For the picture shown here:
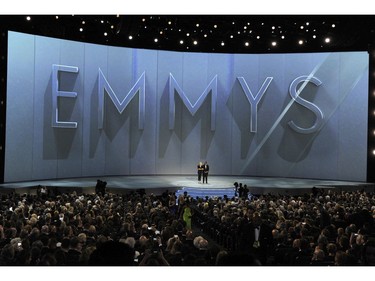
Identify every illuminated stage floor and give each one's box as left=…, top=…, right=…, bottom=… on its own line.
left=1, top=175, right=373, bottom=197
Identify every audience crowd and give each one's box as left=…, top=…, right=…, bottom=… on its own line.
left=0, top=184, right=374, bottom=266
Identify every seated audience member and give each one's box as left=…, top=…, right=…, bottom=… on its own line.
left=216, top=251, right=261, bottom=266
left=310, top=248, right=326, bottom=266
left=89, top=240, right=135, bottom=265
left=65, top=236, right=82, bottom=265
left=361, top=238, right=375, bottom=265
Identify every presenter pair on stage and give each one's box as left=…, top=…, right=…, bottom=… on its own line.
left=197, top=161, right=209, bottom=184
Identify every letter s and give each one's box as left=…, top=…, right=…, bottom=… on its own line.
left=288, top=75, right=324, bottom=134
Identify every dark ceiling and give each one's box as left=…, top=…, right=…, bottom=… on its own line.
left=1, top=14, right=375, bottom=53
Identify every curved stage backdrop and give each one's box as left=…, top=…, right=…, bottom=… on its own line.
left=4, top=31, right=369, bottom=183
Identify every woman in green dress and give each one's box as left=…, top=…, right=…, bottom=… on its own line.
left=182, top=203, right=193, bottom=230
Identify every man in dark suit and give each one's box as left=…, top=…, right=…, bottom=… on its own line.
left=66, top=236, right=82, bottom=265
left=202, top=161, right=209, bottom=184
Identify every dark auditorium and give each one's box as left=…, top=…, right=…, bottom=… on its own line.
left=1, top=6, right=375, bottom=273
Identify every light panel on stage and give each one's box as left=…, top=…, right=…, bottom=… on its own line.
left=4, top=31, right=369, bottom=183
